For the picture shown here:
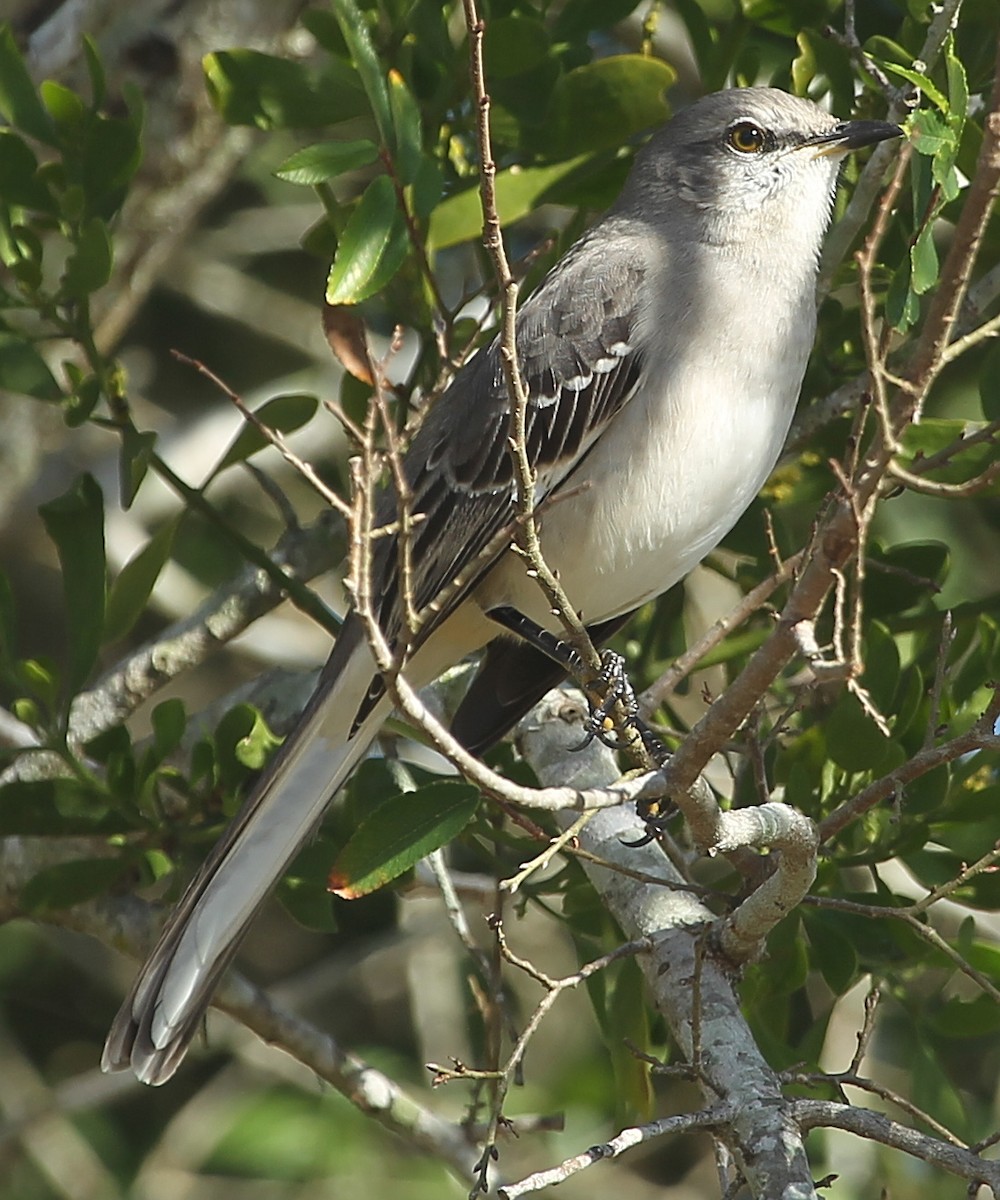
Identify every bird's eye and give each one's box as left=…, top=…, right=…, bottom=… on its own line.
left=727, top=122, right=766, bottom=154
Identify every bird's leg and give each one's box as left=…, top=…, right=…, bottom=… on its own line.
left=486, top=605, right=584, bottom=674
left=485, top=606, right=667, bottom=757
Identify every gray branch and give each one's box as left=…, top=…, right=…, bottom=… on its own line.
left=517, top=690, right=819, bottom=1200
left=794, top=1099, right=1000, bottom=1192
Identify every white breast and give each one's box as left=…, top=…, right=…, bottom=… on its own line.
left=479, top=247, right=816, bottom=629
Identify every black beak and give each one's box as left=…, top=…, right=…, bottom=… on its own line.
left=807, top=119, right=904, bottom=155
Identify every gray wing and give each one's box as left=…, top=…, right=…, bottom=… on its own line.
left=366, top=228, right=648, bottom=666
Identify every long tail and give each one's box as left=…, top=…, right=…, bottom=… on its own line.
left=102, top=622, right=387, bottom=1085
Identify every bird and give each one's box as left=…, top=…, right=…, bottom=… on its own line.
left=103, top=87, right=902, bottom=1084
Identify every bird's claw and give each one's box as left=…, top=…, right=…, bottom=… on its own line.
left=621, top=800, right=677, bottom=847
left=571, top=651, right=639, bottom=750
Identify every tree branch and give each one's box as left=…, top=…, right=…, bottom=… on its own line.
left=518, top=691, right=820, bottom=1200
left=793, top=1099, right=1000, bottom=1191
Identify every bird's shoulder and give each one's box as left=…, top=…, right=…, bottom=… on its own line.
left=412, top=218, right=652, bottom=493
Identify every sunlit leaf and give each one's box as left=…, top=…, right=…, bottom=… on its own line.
left=387, top=69, right=422, bottom=184
left=428, top=156, right=588, bottom=250
left=275, top=139, right=379, bottom=185
left=203, top=49, right=367, bottom=130
left=330, top=0, right=393, bottom=147
left=329, top=780, right=479, bottom=898
left=326, top=175, right=408, bottom=304
left=544, top=55, right=675, bottom=159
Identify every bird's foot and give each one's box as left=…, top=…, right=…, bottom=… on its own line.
left=570, top=650, right=678, bottom=847
left=621, top=798, right=677, bottom=847
left=571, top=650, right=637, bottom=750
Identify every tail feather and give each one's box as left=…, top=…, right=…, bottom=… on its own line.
left=103, top=632, right=385, bottom=1085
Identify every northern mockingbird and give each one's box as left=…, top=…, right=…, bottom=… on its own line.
left=104, top=87, right=901, bottom=1084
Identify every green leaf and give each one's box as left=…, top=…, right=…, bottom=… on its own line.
left=606, top=956, right=653, bottom=1123
left=329, top=0, right=393, bottom=148
left=910, top=226, right=939, bottom=295
left=905, top=764, right=950, bottom=816
left=82, top=35, right=107, bottom=109
left=428, top=156, right=588, bottom=250
left=387, top=69, right=422, bottom=185
left=928, top=995, right=1000, bottom=1039
left=0, top=333, right=61, bottom=400
left=825, top=690, right=897, bottom=773
left=790, top=30, right=854, bottom=117
left=329, top=780, right=479, bottom=898
left=151, top=698, right=187, bottom=761
left=275, top=139, right=379, bottom=185
left=892, top=664, right=925, bottom=740
left=0, top=778, right=124, bottom=836
left=883, top=63, right=950, bottom=113
left=277, top=841, right=339, bottom=932
left=911, top=1033, right=967, bottom=1132
left=979, top=342, right=1000, bottom=419
left=214, top=706, right=282, bottom=791
left=411, top=156, right=443, bottom=221
left=326, top=175, right=408, bottom=305
left=860, top=622, right=900, bottom=715
left=203, top=49, right=367, bottom=130
left=104, top=515, right=181, bottom=644
left=0, top=131, right=55, bottom=210
left=2, top=221, right=43, bottom=290
left=864, top=544, right=945, bottom=619
left=39, top=474, right=106, bottom=693
left=16, top=658, right=60, bottom=709
left=21, top=857, right=128, bottom=913
left=0, top=26, right=57, bottom=145
left=553, top=0, right=642, bottom=40
left=945, top=37, right=969, bottom=126
left=483, top=16, right=551, bottom=79
left=62, top=217, right=113, bottom=297
left=897, top=421, right=1000, bottom=492
left=12, top=697, right=42, bottom=729
left=79, top=114, right=143, bottom=210
left=301, top=9, right=348, bottom=55
left=966, top=940, right=1000, bottom=986
left=64, top=372, right=102, bottom=427
left=544, top=55, right=675, bottom=159
left=762, top=912, right=810, bottom=996
left=886, top=257, right=918, bottom=332
left=40, top=80, right=86, bottom=130
left=118, top=425, right=157, bottom=508
left=233, top=708, right=282, bottom=771
left=908, top=107, right=954, bottom=158
left=804, top=910, right=859, bottom=996
left=210, top=392, right=319, bottom=478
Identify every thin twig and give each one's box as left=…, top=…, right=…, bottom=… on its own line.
left=818, top=688, right=1000, bottom=841
left=171, top=350, right=350, bottom=518
left=785, top=1070, right=964, bottom=1146
left=498, top=1104, right=737, bottom=1198
left=639, top=553, right=802, bottom=714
